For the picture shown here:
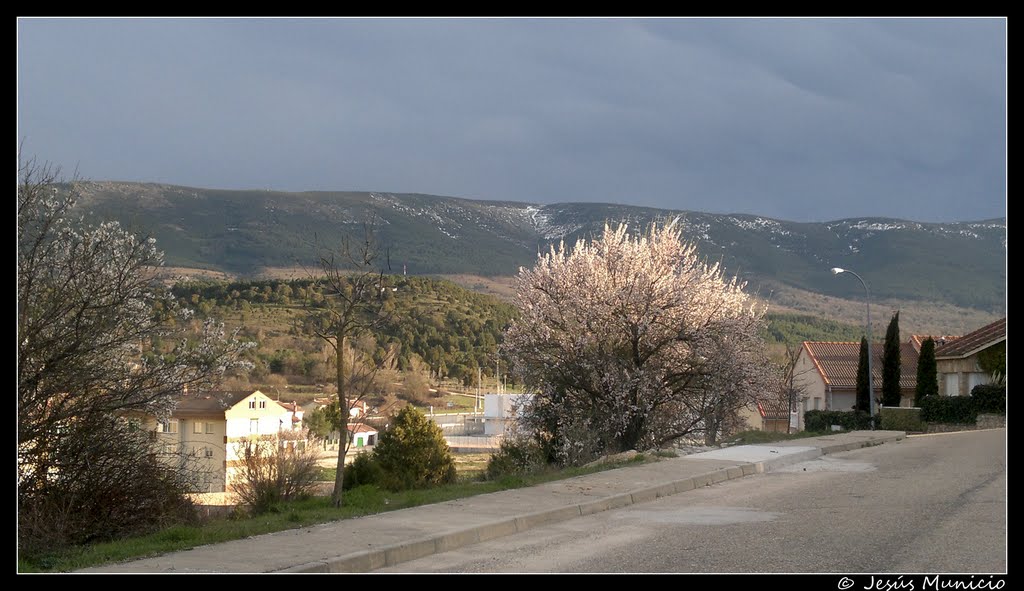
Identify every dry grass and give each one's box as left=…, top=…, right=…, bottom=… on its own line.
left=438, top=274, right=518, bottom=302
left=250, top=266, right=313, bottom=280
left=157, top=266, right=236, bottom=281
left=754, top=284, right=1003, bottom=337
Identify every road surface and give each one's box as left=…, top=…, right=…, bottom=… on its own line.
left=374, top=429, right=1006, bottom=573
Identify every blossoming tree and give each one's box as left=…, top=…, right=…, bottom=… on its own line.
left=503, top=220, right=777, bottom=464
left=18, top=156, right=251, bottom=552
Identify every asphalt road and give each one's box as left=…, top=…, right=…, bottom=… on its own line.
left=374, top=429, right=1006, bottom=574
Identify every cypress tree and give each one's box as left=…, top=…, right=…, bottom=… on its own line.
left=915, top=337, right=938, bottom=406
left=856, top=336, right=871, bottom=413
left=882, top=311, right=902, bottom=407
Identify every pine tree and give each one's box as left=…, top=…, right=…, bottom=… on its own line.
left=882, top=311, right=902, bottom=407
left=915, top=337, right=938, bottom=406
left=856, top=336, right=871, bottom=413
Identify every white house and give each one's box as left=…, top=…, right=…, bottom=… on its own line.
left=346, top=422, right=378, bottom=449
left=150, top=390, right=299, bottom=493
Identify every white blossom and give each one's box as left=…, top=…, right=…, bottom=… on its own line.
left=503, top=221, right=779, bottom=461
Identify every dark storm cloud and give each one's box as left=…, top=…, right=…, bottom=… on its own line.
left=17, top=17, right=1005, bottom=223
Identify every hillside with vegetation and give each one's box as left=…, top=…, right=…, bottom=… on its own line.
left=164, top=275, right=874, bottom=407
left=70, top=182, right=1005, bottom=315
left=169, top=276, right=517, bottom=406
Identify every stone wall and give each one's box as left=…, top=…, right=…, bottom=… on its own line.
left=977, top=413, right=1006, bottom=429
left=924, top=413, right=1005, bottom=433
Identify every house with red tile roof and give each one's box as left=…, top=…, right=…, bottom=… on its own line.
left=755, top=395, right=794, bottom=433
left=792, top=341, right=920, bottom=430
left=934, top=318, right=1005, bottom=397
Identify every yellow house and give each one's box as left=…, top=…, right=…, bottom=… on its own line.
left=737, top=394, right=794, bottom=433
left=150, top=390, right=299, bottom=493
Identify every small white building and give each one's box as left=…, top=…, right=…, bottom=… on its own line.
left=483, top=393, right=533, bottom=436
left=346, top=422, right=378, bottom=449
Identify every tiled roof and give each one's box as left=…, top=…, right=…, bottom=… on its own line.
left=171, top=391, right=254, bottom=418
left=756, top=395, right=792, bottom=420
left=803, top=341, right=919, bottom=390
left=934, top=318, right=1006, bottom=359
left=170, top=390, right=287, bottom=418
left=910, top=334, right=960, bottom=352
left=346, top=422, right=377, bottom=434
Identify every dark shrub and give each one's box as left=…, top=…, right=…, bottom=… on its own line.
left=804, top=410, right=874, bottom=432
left=485, top=437, right=549, bottom=480
left=342, top=451, right=383, bottom=491
left=971, top=384, right=1005, bottom=415
left=373, top=407, right=457, bottom=491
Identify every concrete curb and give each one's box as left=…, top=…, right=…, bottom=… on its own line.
left=276, top=462, right=765, bottom=573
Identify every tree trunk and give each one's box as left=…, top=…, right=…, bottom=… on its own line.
left=331, top=333, right=348, bottom=508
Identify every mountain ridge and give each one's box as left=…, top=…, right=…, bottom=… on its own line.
left=68, top=181, right=1006, bottom=314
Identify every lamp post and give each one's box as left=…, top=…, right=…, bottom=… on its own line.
left=831, top=267, right=876, bottom=426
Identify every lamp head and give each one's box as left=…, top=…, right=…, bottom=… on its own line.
left=831, top=267, right=845, bottom=275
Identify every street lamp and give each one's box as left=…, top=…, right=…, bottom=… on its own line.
left=831, top=267, right=876, bottom=426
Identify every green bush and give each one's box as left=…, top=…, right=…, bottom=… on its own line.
left=342, top=452, right=383, bottom=491
left=804, top=410, right=874, bottom=432
left=486, top=437, right=549, bottom=480
left=920, top=396, right=978, bottom=424
left=879, top=407, right=926, bottom=432
left=373, top=407, right=457, bottom=491
left=971, top=384, right=1006, bottom=415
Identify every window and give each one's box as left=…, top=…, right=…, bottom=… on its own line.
left=204, top=448, right=214, bottom=458
left=248, top=400, right=256, bottom=409
left=944, top=373, right=960, bottom=396
left=250, top=419, right=259, bottom=434
left=968, top=372, right=990, bottom=393
left=259, top=400, right=266, bottom=409
left=813, top=398, right=821, bottom=410
left=193, top=421, right=204, bottom=434
left=157, top=419, right=179, bottom=434
left=206, top=422, right=215, bottom=434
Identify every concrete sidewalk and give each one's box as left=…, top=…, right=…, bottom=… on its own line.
left=77, top=430, right=905, bottom=574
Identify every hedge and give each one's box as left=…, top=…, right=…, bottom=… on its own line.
left=919, top=396, right=978, bottom=424
left=804, top=410, right=875, bottom=432
left=879, top=407, right=926, bottom=432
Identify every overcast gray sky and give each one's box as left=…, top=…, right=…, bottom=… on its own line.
left=17, top=17, right=1006, bottom=223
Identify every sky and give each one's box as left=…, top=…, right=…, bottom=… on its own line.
left=17, top=17, right=1006, bottom=224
